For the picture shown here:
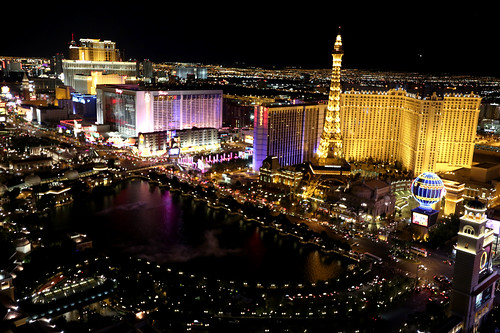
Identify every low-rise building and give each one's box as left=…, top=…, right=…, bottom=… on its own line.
left=345, top=178, right=395, bottom=218
left=138, top=127, right=219, bottom=156
left=440, top=162, right=500, bottom=215
left=259, top=156, right=304, bottom=193
left=9, top=156, right=52, bottom=172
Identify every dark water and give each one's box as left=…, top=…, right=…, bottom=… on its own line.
left=51, top=180, right=346, bottom=283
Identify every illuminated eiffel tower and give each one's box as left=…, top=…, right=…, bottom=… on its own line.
left=309, top=29, right=351, bottom=177
left=302, top=31, right=350, bottom=202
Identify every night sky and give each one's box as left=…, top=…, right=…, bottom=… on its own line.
left=2, top=2, right=499, bottom=76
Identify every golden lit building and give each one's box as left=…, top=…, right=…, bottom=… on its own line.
left=259, top=156, right=304, bottom=192
left=341, top=89, right=481, bottom=176
left=69, top=38, right=121, bottom=61
left=62, top=60, right=136, bottom=92
left=64, top=38, right=135, bottom=92
left=440, top=162, right=500, bottom=215
left=314, top=32, right=345, bottom=167
left=442, top=179, right=466, bottom=216
left=74, top=72, right=127, bottom=95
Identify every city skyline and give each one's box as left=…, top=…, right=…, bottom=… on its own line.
left=2, top=3, right=499, bottom=76
left=1, top=3, right=500, bottom=332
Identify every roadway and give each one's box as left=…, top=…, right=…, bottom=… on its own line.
left=345, top=233, right=455, bottom=332
left=349, top=233, right=454, bottom=283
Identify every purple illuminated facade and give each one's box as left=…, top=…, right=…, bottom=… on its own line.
left=96, top=84, right=222, bottom=137
left=253, top=103, right=325, bottom=170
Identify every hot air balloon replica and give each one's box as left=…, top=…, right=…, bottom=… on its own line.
left=410, top=172, right=446, bottom=231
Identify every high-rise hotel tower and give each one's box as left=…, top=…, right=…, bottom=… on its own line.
left=341, top=89, right=480, bottom=175
left=63, top=38, right=136, bottom=92
left=96, top=85, right=222, bottom=137
left=320, top=31, right=480, bottom=176
left=253, top=102, right=326, bottom=171
left=69, top=38, right=121, bottom=62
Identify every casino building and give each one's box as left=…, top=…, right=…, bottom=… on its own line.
left=252, top=33, right=481, bottom=178
left=96, top=84, right=222, bottom=137
left=62, top=38, right=136, bottom=93
left=252, top=102, right=326, bottom=171
left=138, top=127, right=219, bottom=156
left=69, top=38, right=122, bottom=62
left=62, top=60, right=136, bottom=92
left=341, top=89, right=480, bottom=176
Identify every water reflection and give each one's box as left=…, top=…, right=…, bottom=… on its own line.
left=304, top=251, right=343, bottom=283
left=53, top=180, right=347, bottom=283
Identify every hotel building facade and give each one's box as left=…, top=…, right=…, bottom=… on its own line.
left=341, top=88, right=481, bottom=176
left=253, top=34, right=481, bottom=178
left=138, top=127, right=219, bottom=156
left=253, top=102, right=326, bottom=170
left=63, top=38, right=136, bottom=92
left=69, top=38, right=121, bottom=62
left=62, top=60, right=136, bottom=92
left=96, top=84, right=222, bottom=137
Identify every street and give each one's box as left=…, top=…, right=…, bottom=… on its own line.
left=350, top=233, right=454, bottom=282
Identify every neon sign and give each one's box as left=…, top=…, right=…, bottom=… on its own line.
left=480, top=251, right=488, bottom=271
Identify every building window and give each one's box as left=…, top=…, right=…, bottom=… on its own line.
left=463, top=225, right=475, bottom=235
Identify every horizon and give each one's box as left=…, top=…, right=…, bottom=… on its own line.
left=1, top=3, right=499, bottom=78
left=2, top=53, right=499, bottom=79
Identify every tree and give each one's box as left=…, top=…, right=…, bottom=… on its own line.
left=0, top=230, right=14, bottom=267
left=425, top=214, right=460, bottom=248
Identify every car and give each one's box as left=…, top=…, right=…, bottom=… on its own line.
left=434, top=275, right=451, bottom=284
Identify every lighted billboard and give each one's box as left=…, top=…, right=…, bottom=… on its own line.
left=168, top=147, right=180, bottom=157
left=412, top=211, right=429, bottom=227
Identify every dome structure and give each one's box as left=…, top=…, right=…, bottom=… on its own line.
left=0, top=184, right=7, bottom=196
left=465, top=197, right=486, bottom=211
left=411, top=172, right=445, bottom=209
left=93, top=163, right=108, bottom=171
left=350, top=183, right=372, bottom=199
left=24, top=174, right=41, bottom=186
left=464, top=197, right=486, bottom=221
left=64, top=169, right=79, bottom=180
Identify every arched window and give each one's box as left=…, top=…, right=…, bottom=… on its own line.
left=463, top=225, right=475, bottom=236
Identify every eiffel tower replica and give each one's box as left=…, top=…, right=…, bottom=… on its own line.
left=308, top=30, right=351, bottom=178
left=303, top=30, right=350, bottom=201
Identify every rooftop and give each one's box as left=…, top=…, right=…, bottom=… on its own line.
left=97, top=84, right=223, bottom=93
left=473, top=162, right=499, bottom=169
